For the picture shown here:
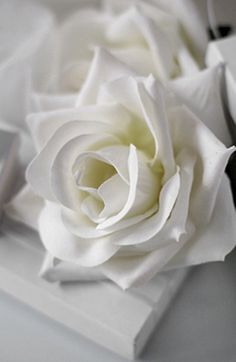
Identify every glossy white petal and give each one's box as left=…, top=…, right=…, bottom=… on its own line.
left=98, top=174, right=129, bottom=218
left=97, top=203, right=158, bottom=235
left=154, top=0, right=208, bottom=55
left=51, top=133, right=119, bottom=210
left=138, top=78, right=175, bottom=179
left=60, top=8, right=109, bottom=61
left=166, top=175, right=236, bottom=270
left=31, top=93, right=77, bottom=112
left=4, top=184, right=44, bottom=230
left=61, top=207, right=111, bottom=239
left=38, top=202, right=120, bottom=267
left=75, top=145, right=130, bottom=183
left=100, top=237, right=186, bottom=289
left=97, top=145, right=158, bottom=230
left=133, top=7, right=176, bottom=80
left=170, top=66, right=231, bottom=146
left=26, top=120, right=116, bottom=201
left=177, top=46, right=200, bottom=77
left=62, top=202, right=158, bottom=240
left=170, top=105, right=235, bottom=225
left=40, top=253, right=105, bottom=283
left=136, top=148, right=195, bottom=251
left=27, top=104, right=126, bottom=150
left=76, top=47, right=137, bottom=107
left=111, top=167, right=180, bottom=245
left=108, top=46, right=156, bottom=76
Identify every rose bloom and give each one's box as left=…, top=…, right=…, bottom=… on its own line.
left=58, top=0, right=207, bottom=91
left=7, top=49, right=235, bottom=289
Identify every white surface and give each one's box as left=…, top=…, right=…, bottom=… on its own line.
left=206, top=35, right=236, bottom=124
left=0, top=248, right=235, bottom=362
left=0, top=218, right=187, bottom=359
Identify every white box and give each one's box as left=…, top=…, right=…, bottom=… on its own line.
left=0, top=219, right=187, bottom=359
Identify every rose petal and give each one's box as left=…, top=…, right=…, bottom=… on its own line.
left=136, top=148, right=196, bottom=251
left=170, top=65, right=231, bottom=146
left=100, top=236, right=186, bottom=289
left=27, top=103, right=130, bottom=150
left=76, top=47, right=137, bottom=107
left=81, top=195, right=104, bottom=223
left=165, top=175, right=236, bottom=269
left=97, top=145, right=158, bottom=229
left=61, top=206, right=111, bottom=239
left=4, top=184, right=44, bottom=230
left=108, top=46, right=156, bottom=76
left=40, top=253, right=105, bottom=282
left=31, top=93, right=77, bottom=112
left=177, top=46, right=199, bottom=77
left=62, top=202, right=158, bottom=240
left=133, top=6, right=176, bottom=80
left=38, top=202, right=120, bottom=267
left=60, top=8, right=110, bottom=81
left=138, top=78, right=176, bottom=180
left=97, top=203, right=158, bottom=234
left=75, top=145, right=130, bottom=184
left=51, top=133, right=119, bottom=210
left=169, top=105, right=235, bottom=225
left=26, top=120, right=116, bottom=201
left=111, top=166, right=180, bottom=245
left=98, top=174, right=129, bottom=218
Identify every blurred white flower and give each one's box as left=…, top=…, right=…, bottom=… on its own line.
left=58, top=0, right=205, bottom=91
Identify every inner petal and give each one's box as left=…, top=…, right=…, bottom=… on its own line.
left=98, top=173, right=129, bottom=219
left=76, top=157, right=116, bottom=189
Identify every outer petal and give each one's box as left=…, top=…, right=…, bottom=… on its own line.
left=111, top=167, right=180, bottom=245
left=39, top=175, right=235, bottom=289
left=40, top=253, right=105, bottom=283
left=170, top=66, right=232, bottom=146
left=107, top=5, right=176, bottom=80
left=133, top=6, right=176, bottom=80
left=138, top=78, right=175, bottom=179
left=108, top=46, right=156, bottom=77
left=38, top=202, right=120, bottom=267
left=170, top=105, right=235, bottom=225
left=177, top=46, right=199, bottom=77
left=100, top=237, right=187, bottom=289
left=152, top=0, right=208, bottom=56
left=59, top=9, right=110, bottom=90
left=27, top=104, right=128, bottom=150
left=4, top=184, right=44, bottom=230
left=76, top=47, right=137, bottom=106
left=26, top=120, right=116, bottom=201
left=31, top=93, right=77, bottom=112
left=136, top=148, right=196, bottom=251
left=165, top=175, right=236, bottom=269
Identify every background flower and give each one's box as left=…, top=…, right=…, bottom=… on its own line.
left=0, top=0, right=57, bottom=164
left=58, top=0, right=206, bottom=91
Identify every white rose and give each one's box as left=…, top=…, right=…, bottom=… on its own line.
left=59, top=0, right=203, bottom=91
left=7, top=49, right=235, bottom=289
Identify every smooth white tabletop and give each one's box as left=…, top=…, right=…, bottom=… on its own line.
left=0, top=247, right=236, bottom=362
